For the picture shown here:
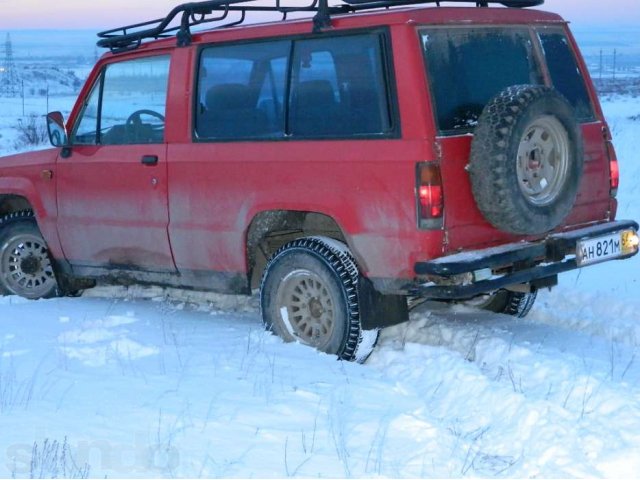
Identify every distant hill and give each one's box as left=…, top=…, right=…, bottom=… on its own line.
left=0, top=64, right=85, bottom=98
left=4, top=29, right=96, bottom=62
left=20, top=65, right=84, bottom=95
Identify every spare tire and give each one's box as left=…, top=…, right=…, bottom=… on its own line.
left=469, top=85, right=583, bottom=235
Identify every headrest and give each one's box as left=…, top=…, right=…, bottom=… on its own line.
left=206, top=83, right=254, bottom=111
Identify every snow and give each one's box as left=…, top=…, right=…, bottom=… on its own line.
left=2, top=44, right=640, bottom=479
left=429, top=240, right=533, bottom=265
left=5, top=284, right=640, bottom=477
left=0, top=95, right=77, bottom=156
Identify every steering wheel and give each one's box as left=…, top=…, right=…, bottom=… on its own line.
left=125, top=109, right=165, bottom=143
left=126, top=109, right=165, bottom=126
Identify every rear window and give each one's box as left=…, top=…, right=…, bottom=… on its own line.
left=537, top=29, right=594, bottom=121
left=421, top=27, right=544, bottom=133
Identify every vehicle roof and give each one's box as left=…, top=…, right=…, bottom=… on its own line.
left=104, top=6, right=565, bottom=57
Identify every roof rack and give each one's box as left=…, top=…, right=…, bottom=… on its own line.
left=97, top=0, right=544, bottom=53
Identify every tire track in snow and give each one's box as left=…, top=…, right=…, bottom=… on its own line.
left=529, top=287, right=640, bottom=348
left=370, top=300, right=640, bottom=477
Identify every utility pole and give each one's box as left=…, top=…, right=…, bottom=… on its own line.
left=612, top=48, right=617, bottom=81
left=0, top=33, right=20, bottom=97
left=599, top=49, right=603, bottom=83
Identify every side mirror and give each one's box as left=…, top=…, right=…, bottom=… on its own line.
left=46, top=111, right=68, bottom=147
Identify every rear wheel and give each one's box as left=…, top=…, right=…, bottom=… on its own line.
left=462, top=289, right=537, bottom=318
left=260, top=237, right=378, bottom=362
left=0, top=211, right=59, bottom=299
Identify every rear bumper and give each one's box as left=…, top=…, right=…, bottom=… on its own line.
left=410, top=220, right=639, bottom=299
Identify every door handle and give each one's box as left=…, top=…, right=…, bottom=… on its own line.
left=141, top=155, right=159, bottom=166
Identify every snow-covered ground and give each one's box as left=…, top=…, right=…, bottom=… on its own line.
left=1, top=92, right=640, bottom=477
left=0, top=95, right=77, bottom=155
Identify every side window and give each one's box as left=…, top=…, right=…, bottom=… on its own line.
left=72, top=55, right=170, bottom=145
left=538, top=30, right=594, bottom=121
left=196, top=41, right=290, bottom=139
left=290, top=34, right=393, bottom=137
left=422, top=28, right=544, bottom=133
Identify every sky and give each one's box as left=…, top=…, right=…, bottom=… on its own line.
left=0, top=0, right=638, bottom=30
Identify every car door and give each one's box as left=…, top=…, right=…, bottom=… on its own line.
left=56, top=54, right=176, bottom=273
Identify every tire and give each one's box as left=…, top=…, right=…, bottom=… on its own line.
left=260, top=236, right=378, bottom=362
left=0, top=211, right=60, bottom=299
left=462, top=289, right=537, bottom=318
left=469, top=85, right=583, bottom=235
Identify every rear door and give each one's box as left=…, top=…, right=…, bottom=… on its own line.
left=420, top=25, right=609, bottom=251
left=56, top=54, right=176, bottom=272
left=422, top=26, right=545, bottom=250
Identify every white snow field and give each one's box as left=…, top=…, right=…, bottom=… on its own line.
left=1, top=88, right=640, bottom=477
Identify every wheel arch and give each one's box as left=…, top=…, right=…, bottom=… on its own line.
left=0, top=178, right=64, bottom=260
left=245, top=209, right=352, bottom=290
left=0, top=176, right=70, bottom=278
left=0, top=194, right=35, bottom=218
left=0, top=178, right=49, bottom=230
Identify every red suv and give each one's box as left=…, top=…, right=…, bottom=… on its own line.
left=0, top=0, right=638, bottom=361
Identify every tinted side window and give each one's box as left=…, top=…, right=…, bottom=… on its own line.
left=72, top=56, right=170, bottom=145
left=290, top=34, right=392, bottom=137
left=422, top=28, right=544, bottom=133
left=196, top=41, right=289, bottom=139
left=538, top=30, right=594, bottom=121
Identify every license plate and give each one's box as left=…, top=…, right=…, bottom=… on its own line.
left=576, top=230, right=637, bottom=266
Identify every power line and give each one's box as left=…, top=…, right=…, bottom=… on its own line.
left=0, top=33, right=20, bottom=97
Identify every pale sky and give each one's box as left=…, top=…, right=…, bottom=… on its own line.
left=0, top=0, right=638, bottom=29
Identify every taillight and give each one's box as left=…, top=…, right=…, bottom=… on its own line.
left=603, top=127, right=619, bottom=198
left=416, top=162, right=444, bottom=229
left=608, top=144, right=620, bottom=196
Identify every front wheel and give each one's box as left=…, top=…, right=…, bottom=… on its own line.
left=0, top=211, right=59, bottom=299
left=260, top=237, right=378, bottom=362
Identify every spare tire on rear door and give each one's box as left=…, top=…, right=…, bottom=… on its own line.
left=468, top=85, right=583, bottom=236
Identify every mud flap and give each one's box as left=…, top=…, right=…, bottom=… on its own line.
left=358, top=277, right=409, bottom=329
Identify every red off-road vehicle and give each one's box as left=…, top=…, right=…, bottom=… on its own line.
left=0, top=0, right=638, bottom=360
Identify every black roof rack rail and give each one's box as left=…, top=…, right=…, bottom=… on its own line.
left=96, top=0, right=544, bottom=53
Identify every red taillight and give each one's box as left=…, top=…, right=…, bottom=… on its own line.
left=605, top=141, right=620, bottom=197
left=603, top=127, right=619, bottom=197
left=417, top=163, right=444, bottom=228
left=419, top=185, right=443, bottom=218
left=609, top=156, right=620, bottom=193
